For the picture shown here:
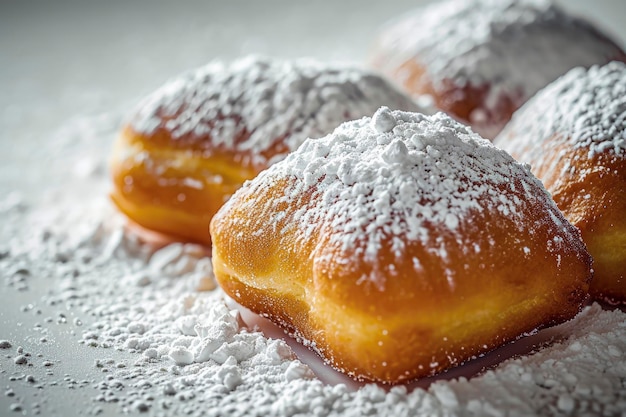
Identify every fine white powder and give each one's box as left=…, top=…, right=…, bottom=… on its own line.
left=495, top=61, right=626, bottom=165
left=373, top=0, right=623, bottom=134
left=2, top=112, right=626, bottom=417
left=130, top=55, right=420, bottom=169
left=229, top=108, right=576, bottom=290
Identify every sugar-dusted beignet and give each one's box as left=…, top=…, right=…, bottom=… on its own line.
left=370, top=0, right=626, bottom=139
left=495, top=62, right=626, bottom=305
left=110, top=56, right=419, bottom=245
left=211, top=107, right=592, bottom=383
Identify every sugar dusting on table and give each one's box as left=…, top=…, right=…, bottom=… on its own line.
left=1, top=112, right=626, bottom=416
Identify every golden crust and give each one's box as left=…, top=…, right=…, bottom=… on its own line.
left=211, top=171, right=592, bottom=383
left=110, top=125, right=259, bottom=245
left=505, top=137, right=626, bottom=304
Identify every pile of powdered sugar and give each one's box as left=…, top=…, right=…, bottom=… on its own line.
left=130, top=55, right=419, bottom=169
left=2, top=110, right=626, bottom=417
left=372, top=0, right=623, bottom=134
left=495, top=61, right=626, bottom=163
left=232, top=107, right=579, bottom=290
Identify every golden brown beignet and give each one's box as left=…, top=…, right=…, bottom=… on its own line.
left=495, top=62, right=626, bottom=305
left=370, top=0, right=626, bottom=139
left=211, top=107, right=592, bottom=383
left=110, top=56, right=420, bottom=245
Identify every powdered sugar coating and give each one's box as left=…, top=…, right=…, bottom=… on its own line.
left=374, top=0, right=623, bottom=128
left=496, top=61, right=626, bottom=163
left=130, top=56, right=420, bottom=168
left=233, top=108, right=575, bottom=289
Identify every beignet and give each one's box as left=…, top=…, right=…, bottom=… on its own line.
left=110, top=56, right=419, bottom=244
left=211, top=107, right=592, bottom=383
left=495, top=62, right=626, bottom=304
left=370, top=0, right=626, bottom=139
